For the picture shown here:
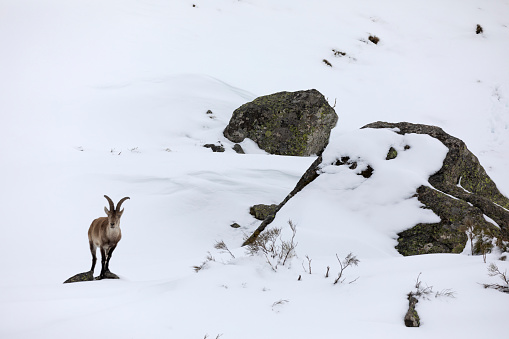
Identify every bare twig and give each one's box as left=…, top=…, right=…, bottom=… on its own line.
left=483, top=263, right=509, bottom=293
left=333, top=252, right=360, bottom=285
left=488, top=263, right=509, bottom=284
left=304, top=255, right=312, bottom=274
left=214, top=240, right=235, bottom=259
left=245, top=220, right=298, bottom=271
left=271, top=299, right=290, bottom=312
left=409, top=273, right=455, bottom=300
left=193, top=252, right=215, bottom=272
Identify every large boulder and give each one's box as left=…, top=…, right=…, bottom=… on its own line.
left=243, top=121, right=509, bottom=255
left=363, top=121, right=509, bottom=255
left=223, top=89, right=338, bottom=156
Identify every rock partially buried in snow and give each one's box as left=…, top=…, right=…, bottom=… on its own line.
left=63, top=270, right=120, bottom=283
left=250, top=204, right=278, bottom=220
left=364, top=121, right=509, bottom=255
left=63, top=271, right=94, bottom=284
left=243, top=122, right=509, bottom=256
left=223, top=89, right=338, bottom=156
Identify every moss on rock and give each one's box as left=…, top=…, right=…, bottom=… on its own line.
left=364, top=122, right=509, bottom=255
left=223, top=89, right=338, bottom=156
left=250, top=204, right=278, bottom=221
left=386, top=147, right=398, bottom=160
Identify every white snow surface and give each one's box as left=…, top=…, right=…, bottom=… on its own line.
left=1, top=0, right=509, bottom=338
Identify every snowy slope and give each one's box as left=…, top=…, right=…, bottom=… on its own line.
left=1, top=0, right=508, bottom=338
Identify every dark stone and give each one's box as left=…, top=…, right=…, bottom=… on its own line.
left=223, top=89, right=338, bottom=156
left=204, top=143, right=225, bottom=152
left=363, top=121, right=509, bottom=254
left=232, top=144, right=245, bottom=154
left=63, top=271, right=94, bottom=284
left=95, top=271, right=119, bottom=280
left=230, top=223, right=241, bottom=229
left=250, top=204, right=278, bottom=220
left=404, top=295, right=420, bottom=327
left=386, top=147, right=398, bottom=160
left=368, top=35, right=380, bottom=44
left=359, top=165, right=374, bottom=178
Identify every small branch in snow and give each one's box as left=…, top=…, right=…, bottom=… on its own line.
left=482, top=263, right=509, bottom=293
left=271, top=299, right=290, bottom=312
left=405, top=273, right=456, bottom=327
left=214, top=240, right=235, bottom=259
left=333, top=252, right=360, bottom=285
left=302, top=255, right=312, bottom=274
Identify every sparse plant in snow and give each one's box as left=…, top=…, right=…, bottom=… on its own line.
left=302, top=254, right=312, bottom=274
left=271, top=299, right=289, bottom=312
left=460, top=218, right=498, bottom=262
left=193, top=252, right=215, bottom=272
left=459, top=218, right=476, bottom=255
left=473, top=227, right=495, bottom=263
left=214, top=240, right=235, bottom=259
left=110, top=148, right=121, bottom=155
left=495, top=237, right=509, bottom=254
left=203, top=334, right=223, bottom=339
left=245, top=220, right=298, bottom=271
left=409, top=273, right=456, bottom=300
left=333, top=252, right=360, bottom=285
left=405, top=273, right=455, bottom=327
left=482, top=263, right=509, bottom=293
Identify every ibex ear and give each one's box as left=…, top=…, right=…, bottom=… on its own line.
left=104, top=206, right=110, bottom=215
left=118, top=208, right=124, bottom=216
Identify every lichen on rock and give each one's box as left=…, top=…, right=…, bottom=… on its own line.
left=63, top=271, right=94, bottom=284
left=364, top=121, right=509, bottom=255
left=223, top=89, right=338, bottom=156
left=250, top=204, right=278, bottom=221
left=241, top=121, right=508, bottom=256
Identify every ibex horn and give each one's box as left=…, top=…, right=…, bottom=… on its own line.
left=104, top=195, right=115, bottom=212
left=116, top=197, right=130, bottom=211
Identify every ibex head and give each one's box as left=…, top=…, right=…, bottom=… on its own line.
left=104, top=195, right=130, bottom=229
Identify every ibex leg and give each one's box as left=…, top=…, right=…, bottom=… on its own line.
left=89, top=241, right=97, bottom=273
left=105, top=245, right=116, bottom=273
left=99, top=247, right=107, bottom=278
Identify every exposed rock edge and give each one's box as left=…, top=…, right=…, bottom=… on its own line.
left=243, top=121, right=509, bottom=255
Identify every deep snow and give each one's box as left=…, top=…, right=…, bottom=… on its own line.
left=1, top=0, right=508, bottom=338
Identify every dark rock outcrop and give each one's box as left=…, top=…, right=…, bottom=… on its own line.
left=364, top=122, right=509, bottom=255
left=404, top=295, right=420, bottom=327
left=63, top=270, right=119, bottom=283
left=232, top=144, right=245, bottom=154
left=223, top=89, right=338, bottom=156
left=63, top=271, right=94, bottom=284
left=204, top=143, right=225, bottom=152
left=250, top=204, right=278, bottom=221
left=243, top=121, right=509, bottom=255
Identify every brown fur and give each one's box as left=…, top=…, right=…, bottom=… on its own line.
left=88, top=195, right=130, bottom=279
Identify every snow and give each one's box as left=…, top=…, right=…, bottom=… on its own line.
left=1, top=0, right=509, bottom=338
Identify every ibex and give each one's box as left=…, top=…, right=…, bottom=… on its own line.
left=88, top=195, right=130, bottom=279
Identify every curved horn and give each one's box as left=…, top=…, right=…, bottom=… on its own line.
left=116, top=197, right=130, bottom=211
left=104, top=195, right=115, bottom=212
